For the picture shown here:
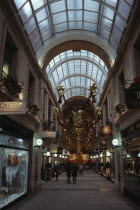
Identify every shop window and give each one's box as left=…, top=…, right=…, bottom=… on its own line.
left=28, top=72, right=35, bottom=104
left=133, top=34, right=140, bottom=76
left=2, top=33, right=18, bottom=78
left=0, top=134, right=29, bottom=209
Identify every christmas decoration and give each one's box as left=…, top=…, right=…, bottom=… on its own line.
left=27, top=104, right=40, bottom=115
left=115, top=104, right=126, bottom=115
left=0, top=76, right=23, bottom=97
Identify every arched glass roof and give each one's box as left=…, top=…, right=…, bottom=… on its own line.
left=47, top=50, right=107, bottom=101
left=13, top=0, right=135, bottom=54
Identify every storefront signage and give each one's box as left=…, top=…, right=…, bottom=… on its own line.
left=0, top=101, right=26, bottom=114
left=50, top=144, right=57, bottom=153
left=125, top=88, right=140, bottom=109
left=42, top=131, right=56, bottom=138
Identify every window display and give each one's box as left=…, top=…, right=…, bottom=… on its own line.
left=0, top=148, right=29, bottom=209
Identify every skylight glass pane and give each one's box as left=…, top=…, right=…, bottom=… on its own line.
left=50, top=0, right=65, bottom=13
left=36, top=8, right=48, bottom=22
left=84, top=22, right=97, bottom=32
left=69, top=22, right=82, bottom=30
left=87, top=69, right=92, bottom=76
left=118, top=0, right=131, bottom=20
left=19, top=2, right=32, bottom=23
left=67, top=50, right=73, bottom=56
left=99, top=28, right=110, bottom=40
left=33, top=38, right=42, bottom=52
left=58, top=69, right=63, bottom=80
left=69, top=68, right=74, bottom=74
left=31, top=0, right=44, bottom=10
left=104, top=0, right=117, bottom=7
left=42, top=30, right=52, bottom=41
left=84, top=0, right=99, bottom=12
left=112, top=26, right=122, bottom=42
left=60, top=52, right=67, bottom=59
left=86, top=78, right=91, bottom=87
left=67, top=0, right=82, bottom=9
left=94, top=55, right=100, bottom=62
left=26, top=18, right=36, bottom=34
left=54, top=55, right=60, bottom=63
left=102, top=6, right=115, bottom=20
left=13, top=0, right=27, bottom=10
left=70, top=77, right=75, bottom=86
left=84, top=11, right=98, bottom=23
left=115, top=15, right=125, bottom=32
left=29, top=27, right=39, bottom=42
left=54, top=23, right=67, bottom=33
left=52, top=12, right=66, bottom=24
left=68, top=11, right=82, bottom=21
left=126, top=0, right=134, bottom=6
left=74, top=51, right=80, bottom=56
left=81, top=77, right=85, bottom=86
left=39, top=19, right=50, bottom=33
left=81, top=50, right=87, bottom=57
left=50, top=60, right=54, bottom=68
left=110, top=35, right=119, bottom=50
left=65, top=79, right=70, bottom=88
left=63, top=68, right=68, bottom=76
left=101, top=18, right=112, bottom=31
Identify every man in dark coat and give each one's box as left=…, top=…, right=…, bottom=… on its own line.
left=72, top=164, right=78, bottom=184
left=66, top=162, right=72, bottom=183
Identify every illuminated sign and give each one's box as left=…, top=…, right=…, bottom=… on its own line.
left=50, top=144, right=57, bottom=153
left=42, top=131, right=56, bottom=138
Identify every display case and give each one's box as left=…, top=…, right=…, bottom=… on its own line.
left=0, top=134, right=29, bottom=209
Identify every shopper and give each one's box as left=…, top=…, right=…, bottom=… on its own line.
left=54, top=164, right=59, bottom=181
left=105, top=161, right=111, bottom=179
left=72, top=164, right=78, bottom=184
left=66, top=162, right=72, bottom=183
left=79, top=164, right=83, bottom=175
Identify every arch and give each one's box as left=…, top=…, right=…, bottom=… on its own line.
left=47, top=56, right=107, bottom=78
left=54, top=74, right=100, bottom=87
left=39, top=37, right=115, bottom=69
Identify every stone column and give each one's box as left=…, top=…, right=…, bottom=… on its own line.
left=113, top=124, right=123, bottom=191
left=30, top=124, right=43, bottom=191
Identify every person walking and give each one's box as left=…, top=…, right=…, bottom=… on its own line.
left=54, top=164, right=59, bottom=181
left=66, top=162, right=72, bottom=183
left=105, top=161, right=111, bottom=179
left=72, top=164, right=78, bottom=184
left=79, top=164, right=83, bottom=176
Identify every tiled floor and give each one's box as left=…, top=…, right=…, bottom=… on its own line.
left=8, top=171, right=139, bottom=210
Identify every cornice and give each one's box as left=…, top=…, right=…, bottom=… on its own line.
left=0, top=0, right=59, bottom=109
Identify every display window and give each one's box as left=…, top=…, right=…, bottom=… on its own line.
left=0, top=148, right=29, bottom=209
left=122, top=136, right=140, bottom=201
left=122, top=136, right=140, bottom=176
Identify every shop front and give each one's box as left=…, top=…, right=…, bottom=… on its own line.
left=121, top=121, right=140, bottom=204
left=0, top=133, right=29, bottom=209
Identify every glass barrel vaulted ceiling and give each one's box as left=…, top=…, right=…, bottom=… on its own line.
left=12, top=0, right=135, bottom=54
left=46, top=50, right=108, bottom=102
left=12, top=0, right=135, bottom=102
